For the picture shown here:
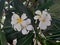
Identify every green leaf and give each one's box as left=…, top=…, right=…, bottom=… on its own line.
left=0, top=0, right=5, bottom=19
left=3, top=26, right=18, bottom=44
left=17, top=32, right=34, bottom=45
left=0, top=31, right=8, bottom=45
left=38, top=0, right=53, bottom=10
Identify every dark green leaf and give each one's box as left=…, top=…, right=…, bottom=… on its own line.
left=17, top=32, right=34, bottom=45
left=0, top=31, right=8, bottom=45
left=38, top=0, right=53, bottom=10
left=0, top=0, right=5, bottom=19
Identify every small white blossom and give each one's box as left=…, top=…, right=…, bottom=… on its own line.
left=10, top=5, right=13, bottom=8
left=5, top=6, right=8, bottom=10
left=5, top=1, right=8, bottom=4
left=1, top=15, right=6, bottom=23
left=13, top=39, right=17, bottom=45
left=28, top=2, right=32, bottom=6
left=23, top=1, right=26, bottom=5
left=1, top=24, right=3, bottom=29
left=23, top=1, right=32, bottom=6
left=34, top=9, right=52, bottom=30
left=11, top=12, right=33, bottom=35
left=8, top=43, right=10, bottom=45
left=56, top=40, right=60, bottom=43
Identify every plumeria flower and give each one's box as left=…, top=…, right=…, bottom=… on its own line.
left=34, top=9, right=52, bottom=30
left=11, top=12, right=33, bottom=35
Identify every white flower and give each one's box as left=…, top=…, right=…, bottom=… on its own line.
left=34, top=9, right=52, bottom=30
left=11, top=12, right=33, bottom=35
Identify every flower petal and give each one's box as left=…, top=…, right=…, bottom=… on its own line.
left=12, top=13, right=20, bottom=20
left=46, top=14, right=52, bottom=20
left=27, top=25, right=33, bottom=31
left=21, top=13, right=27, bottom=20
left=34, top=16, right=39, bottom=20
left=13, top=39, right=17, bottom=45
left=46, top=21, right=51, bottom=26
left=35, top=10, right=41, bottom=15
left=22, top=29, right=29, bottom=35
left=11, top=19, right=17, bottom=25
left=42, top=10, right=52, bottom=20
left=21, top=21, right=27, bottom=26
left=42, top=10, right=48, bottom=15
left=11, top=13, right=20, bottom=25
left=26, top=19, right=31, bottom=25
left=14, top=24, right=21, bottom=31
left=39, top=22, right=47, bottom=30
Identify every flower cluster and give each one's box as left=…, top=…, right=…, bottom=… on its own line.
left=11, top=9, right=52, bottom=35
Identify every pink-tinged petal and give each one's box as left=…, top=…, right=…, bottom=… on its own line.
left=39, top=22, right=47, bottom=30
left=26, top=19, right=31, bottom=25
left=27, top=25, right=33, bottom=31
left=42, top=10, right=48, bottom=15
left=46, top=21, right=51, bottom=26
left=12, top=13, right=20, bottom=20
left=21, top=21, right=27, bottom=26
left=11, top=20, right=17, bottom=25
left=21, top=13, right=27, bottom=20
left=22, top=29, right=29, bottom=35
left=46, top=14, right=52, bottom=21
left=42, top=10, right=52, bottom=21
left=14, top=24, right=21, bottom=31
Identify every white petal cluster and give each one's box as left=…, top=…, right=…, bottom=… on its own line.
left=11, top=12, right=33, bottom=35
left=23, top=1, right=32, bottom=6
left=34, top=9, right=52, bottom=30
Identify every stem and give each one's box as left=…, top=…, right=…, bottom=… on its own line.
left=39, top=29, right=47, bottom=45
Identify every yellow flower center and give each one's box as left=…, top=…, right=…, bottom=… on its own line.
left=39, top=15, right=46, bottom=23
left=41, top=18, right=46, bottom=22
left=17, top=18, right=23, bottom=24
